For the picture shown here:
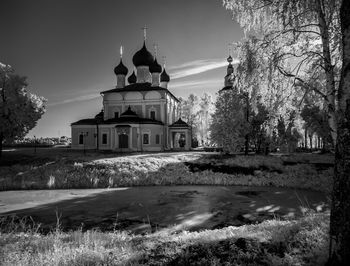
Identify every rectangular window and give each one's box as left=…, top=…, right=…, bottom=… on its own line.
left=79, top=134, right=84, bottom=145
left=114, top=112, right=119, bottom=118
left=102, top=133, right=108, bottom=144
left=143, top=134, right=149, bottom=145
left=155, top=134, right=160, bottom=144
left=150, top=111, right=156, bottom=120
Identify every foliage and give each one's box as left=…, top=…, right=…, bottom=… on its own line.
left=179, top=93, right=215, bottom=146
left=210, top=89, right=248, bottom=153
left=301, top=104, right=332, bottom=149
left=223, top=0, right=342, bottom=145
left=0, top=63, right=46, bottom=156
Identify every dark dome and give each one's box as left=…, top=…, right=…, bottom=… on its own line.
left=132, top=41, right=154, bottom=67
left=121, top=106, right=138, bottom=117
left=227, top=55, right=233, bottom=63
left=160, top=68, right=170, bottom=82
left=114, top=59, right=128, bottom=75
left=127, top=71, right=136, bottom=84
left=149, top=58, right=162, bottom=73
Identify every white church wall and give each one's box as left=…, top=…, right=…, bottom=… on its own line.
left=124, top=91, right=143, bottom=100
left=145, top=91, right=161, bottom=100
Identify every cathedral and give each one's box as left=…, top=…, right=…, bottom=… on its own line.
left=71, top=34, right=190, bottom=152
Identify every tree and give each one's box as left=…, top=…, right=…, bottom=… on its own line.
left=197, top=93, right=214, bottom=145
left=301, top=104, right=331, bottom=150
left=179, top=94, right=199, bottom=147
left=224, top=0, right=341, bottom=146
left=224, top=0, right=350, bottom=263
left=328, top=1, right=350, bottom=264
left=234, top=36, right=303, bottom=154
left=0, top=63, right=46, bottom=157
left=210, top=89, right=249, bottom=153
left=250, top=101, right=269, bottom=153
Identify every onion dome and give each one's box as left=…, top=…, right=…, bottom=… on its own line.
left=227, top=55, right=233, bottom=64
left=149, top=58, right=162, bottom=73
left=127, top=71, right=136, bottom=84
left=160, top=68, right=170, bottom=82
left=132, top=41, right=154, bottom=67
left=114, top=59, right=128, bottom=76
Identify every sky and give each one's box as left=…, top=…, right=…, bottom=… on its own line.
left=0, top=0, right=243, bottom=138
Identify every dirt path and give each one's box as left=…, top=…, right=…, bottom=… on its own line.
left=0, top=186, right=328, bottom=234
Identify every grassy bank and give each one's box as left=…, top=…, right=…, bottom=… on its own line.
left=0, top=151, right=333, bottom=193
left=0, top=212, right=329, bottom=265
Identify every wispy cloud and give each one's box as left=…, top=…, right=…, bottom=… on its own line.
left=169, top=58, right=239, bottom=79
left=171, top=78, right=222, bottom=90
left=48, top=93, right=101, bottom=106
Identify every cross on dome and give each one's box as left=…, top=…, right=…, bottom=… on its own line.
left=162, top=55, right=166, bottom=67
left=142, top=25, right=148, bottom=41
left=153, top=43, right=158, bottom=58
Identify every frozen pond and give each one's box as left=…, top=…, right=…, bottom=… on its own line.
left=0, top=186, right=329, bottom=234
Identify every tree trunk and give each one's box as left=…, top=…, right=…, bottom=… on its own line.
left=304, top=128, right=308, bottom=148
left=0, top=132, right=3, bottom=158
left=316, top=0, right=337, bottom=146
left=328, top=0, right=350, bottom=264
left=309, top=134, right=313, bottom=150
left=245, top=92, right=249, bottom=155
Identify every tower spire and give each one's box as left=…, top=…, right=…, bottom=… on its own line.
left=228, top=43, right=232, bottom=57
left=120, top=45, right=123, bottom=59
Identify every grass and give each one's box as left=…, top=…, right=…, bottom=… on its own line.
left=0, top=212, right=329, bottom=265
left=0, top=150, right=333, bottom=193
left=0, top=150, right=332, bottom=265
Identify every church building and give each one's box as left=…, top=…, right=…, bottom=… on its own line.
left=71, top=33, right=190, bottom=152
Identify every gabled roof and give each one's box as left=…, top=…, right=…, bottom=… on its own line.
left=169, top=118, right=190, bottom=128
left=71, top=108, right=164, bottom=126
left=105, top=116, right=163, bottom=125
left=71, top=117, right=164, bottom=126
left=100, top=82, right=179, bottom=102
left=71, top=118, right=97, bottom=126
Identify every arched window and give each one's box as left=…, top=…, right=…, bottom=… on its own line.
left=149, top=107, right=156, bottom=120
left=143, top=133, right=150, bottom=144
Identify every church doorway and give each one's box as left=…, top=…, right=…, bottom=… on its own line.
left=119, top=134, right=128, bottom=148
left=172, top=132, right=186, bottom=149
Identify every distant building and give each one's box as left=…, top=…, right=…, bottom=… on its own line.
left=71, top=35, right=190, bottom=151
left=220, top=54, right=237, bottom=92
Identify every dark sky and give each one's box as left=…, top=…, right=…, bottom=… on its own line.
left=1, top=0, right=243, bottom=137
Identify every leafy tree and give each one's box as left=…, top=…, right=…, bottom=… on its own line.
left=180, top=93, right=214, bottom=147
left=300, top=104, right=331, bottom=150
left=0, top=63, right=46, bottom=157
left=210, top=89, right=249, bottom=153
left=234, top=36, right=303, bottom=153
left=197, top=93, right=214, bottom=145
left=224, top=0, right=341, bottom=146
left=179, top=94, right=199, bottom=147
left=249, top=101, right=269, bottom=153
left=224, top=0, right=350, bottom=263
